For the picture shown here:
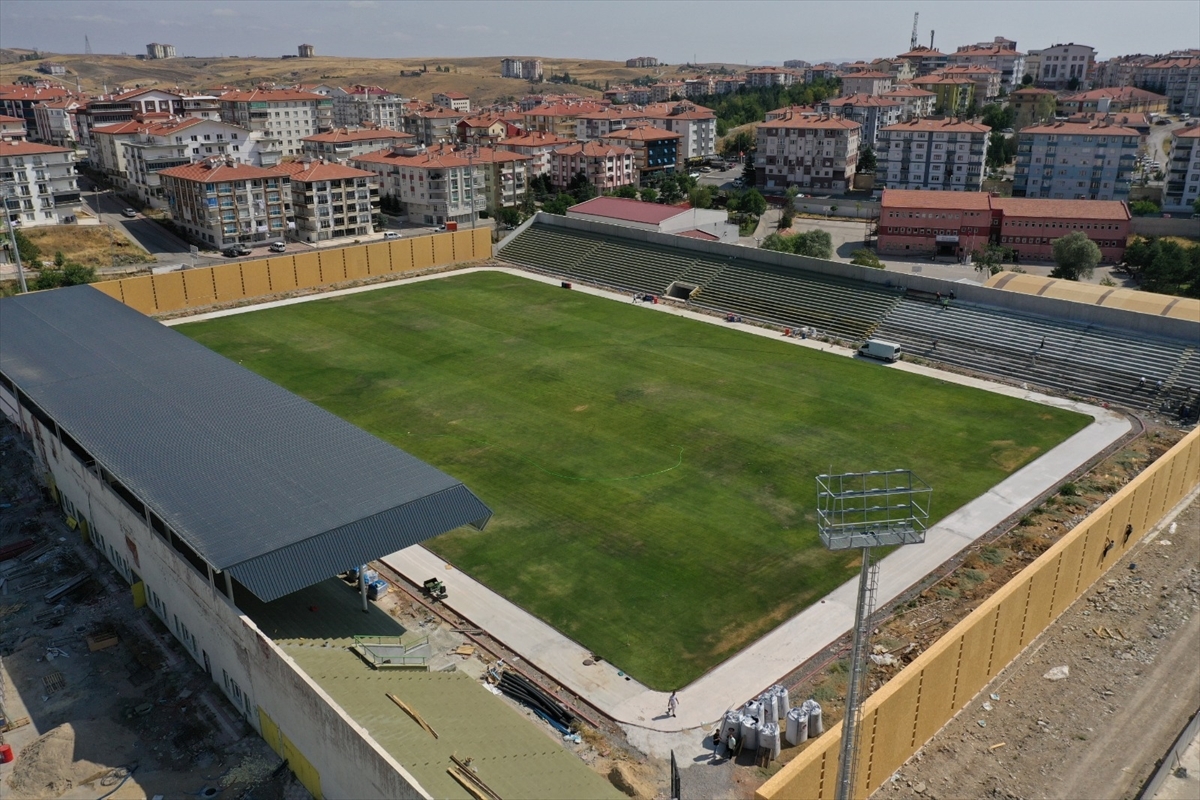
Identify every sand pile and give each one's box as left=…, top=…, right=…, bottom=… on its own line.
left=6, top=723, right=77, bottom=798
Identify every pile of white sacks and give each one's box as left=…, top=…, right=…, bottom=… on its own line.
left=718, top=686, right=823, bottom=762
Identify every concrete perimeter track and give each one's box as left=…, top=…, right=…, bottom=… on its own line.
left=169, top=266, right=1133, bottom=759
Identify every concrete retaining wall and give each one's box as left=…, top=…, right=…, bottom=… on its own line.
left=1130, top=216, right=1200, bottom=238
left=755, top=426, right=1200, bottom=800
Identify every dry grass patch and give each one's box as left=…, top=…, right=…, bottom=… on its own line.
left=23, top=225, right=153, bottom=268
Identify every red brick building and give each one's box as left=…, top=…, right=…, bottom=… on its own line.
left=878, top=189, right=1130, bottom=263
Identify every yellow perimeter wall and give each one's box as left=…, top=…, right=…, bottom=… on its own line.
left=758, top=427, right=1200, bottom=800
left=259, top=707, right=324, bottom=800
left=91, top=228, right=491, bottom=316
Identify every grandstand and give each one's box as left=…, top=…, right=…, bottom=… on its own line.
left=497, top=218, right=1200, bottom=414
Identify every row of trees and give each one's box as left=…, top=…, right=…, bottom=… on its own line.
left=1123, top=236, right=1200, bottom=298
left=697, top=79, right=843, bottom=137
left=761, top=229, right=833, bottom=259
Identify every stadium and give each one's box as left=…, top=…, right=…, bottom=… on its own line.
left=2, top=215, right=1197, bottom=798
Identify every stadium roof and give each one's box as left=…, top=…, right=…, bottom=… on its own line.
left=0, top=286, right=491, bottom=603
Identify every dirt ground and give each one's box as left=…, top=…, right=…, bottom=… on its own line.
left=875, top=493, right=1199, bottom=800
left=0, top=421, right=307, bottom=800
left=20, top=226, right=155, bottom=269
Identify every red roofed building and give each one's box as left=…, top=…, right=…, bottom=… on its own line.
left=875, top=118, right=990, bottom=191
left=403, top=104, right=468, bottom=145
left=1010, top=87, right=1059, bottom=130
left=1132, top=56, right=1200, bottom=115
left=1164, top=124, right=1200, bottom=211
left=330, top=85, right=409, bottom=129
left=1014, top=119, right=1140, bottom=201
left=601, top=125, right=682, bottom=181
left=456, top=113, right=522, bottom=146
left=816, top=94, right=902, bottom=148
left=880, top=86, right=937, bottom=120
left=351, top=144, right=486, bottom=227
left=160, top=158, right=294, bottom=249
left=745, top=67, right=801, bottom=88
left=0, top=113, right=27, bottom=140
left=549, top=141, right=636, bottom=191
left=0, top=85, right=72, bottom=135
left=218, top=89, right=333, bottom=154
left=840, top=71, right=895, bottom=97
left=301, top=126, right=414, bottom=160
left=935, top=64, right=1003, bottom=103
left=947, top=39, right=1026, bottom=89
left=755, top=113, right=861, bottom=192
left=1058, top=86, right=1170, bottom=116
left=895, top=46, right=948, bottom=77
left=566, top=196, right=738, bottom=243
left=495, top=130, right=573, bottom=176
left=641, top=101, right=718, bottom=160
left=0, top=139, right=81, bottom=227
left=272, top=159, right=378, bottom=242
left=877, top=188, right=1129, bottom=263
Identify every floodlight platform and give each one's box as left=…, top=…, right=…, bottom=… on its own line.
left=816, top=469, right=932, bottom=550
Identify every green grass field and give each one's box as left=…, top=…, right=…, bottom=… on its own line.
left=181, top=271, right=1090, bottom=689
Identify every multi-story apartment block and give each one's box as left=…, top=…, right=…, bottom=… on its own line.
left=404, top=104, right=468, bottom=145
left=460, top=145, right=531, bottom=214
left=896, top=46, right=948, bottom=77
left=602, top=125, right=681, bottom=182
left=745, top=67, right=801, bottom=88
left=160, top=159, right=292, bottom=248
left=0, top=85, right=72, bottom=138
left=218, top=89, right=333, bottom=156
left=910, top=76, right=976, bottom=115
left=881, top=86, right=936, bottom=120
left=869, top=58, right=917, bottom=83
left=145, top=42, right=176, bottom=59
left=1013, top=119, right=1139, bottom=201
left=817, top=94, right=902, bottom=149
left=523, top=101, right=605, bottom=138
left=1164, top=124, right=1200, bottom=212
left=1010, top=87, right=1059, bottom=129
left=650, top=81, right=686, bottom=103
left=1057, top=86, right=1169, bottom=116
left=0, top=140, right=81, bottom=227
left=456, top=113, right=520, bottom=146
left=683, top=77, right=716, bottom=98
left=495, top=130, right=572, bottom=176
left=0, top=113, right=28, bottom=140
left=432, top=92, right=471, bottom=113
left=301, top=126, right=414, bottom=161
left=642, top=102, right=718, bottom=160
left=574, top=107, right=642, bottom=141
left=626, top=57, right=659, bottom=69
left=1026, top=43, right=1096, bottom=90
left=1133, top=56, right=1200, bottom=115
left=715, top=76, right=746, bottom=94
left=32, top=98, right=82, bottom=147
left=936, top=65, right=1002, bottom=103
left=351, top=144, right=486, bottom=226
left=330, top=85, right=409, bottom=129
left=755, top=112, right=861, bottom=192
left=298, top=44, right=315, bottom=58
left=549, top=141, right=636, bottom=192
left=125, top=117, right=283, bottom=207
left=840, top=71, right=894, bottom=97
left=501, top=58, right=544, bottom=81
left=273, top=159, right=377, bottom=242
left=91, top=119, right=152, bottom=187
left=875, top=118, right=989, bottom=192
left=947, top=39, right=1026, bottom=89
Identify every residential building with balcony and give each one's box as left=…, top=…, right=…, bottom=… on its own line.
left=715, top=76, right=746, bottom=94
left=880, top=86, right=936, bottom=120
left=0, top=85, right=73, bottom=139
left=219, top=89, right=333, bottom=156
left=1010, top=87, right=1059, bottom=130
left=0, top=139, right=81, bottom=227
left=574, top=107, right=643, bottom=141
left=601, top=125, right=681, bottom=182
left=273, top=159, right=377, bottom=242
left=301, top=126, right=414, bottom=161
left=1026, top=43, right=1096, bottom=90
left=32, top=98, right=82, bottom=147
left=1164, top=124, right=1200, bottom=212
left=817, top=94, right=902, bottom=149
left=404, top=104, right=468, bottom=145
left=755, top=112, right=861, bottom=192
left=432, top=92, right=471, bottom=113
left=1132, top=56, right=1200, bottom=115
left=947, top=39, right=1026, bottom=89
left=457, top=113, right=521, bottom=146
left=457, top=145, right=530, bottom=214
left=896, top=46, right=948, bottom=77
left=91, top=119, right=156, bottom=187
left=642, top=102, right=718, bottom=160
left=160, top=159, right=293, bottom=248
left=330, top=86, right=410, bottom=129
left=745, top=67, right=801, bottom=88
left=870, top=58, right=917, bottom=83
left=1057, top=86, right=1170, bottom=116
left=1013, top=119, right=1139, bottom=201
left=935, top=65, right=1002, bottom=103
left=909, top=76, right=976, bottom=115
left=501, top=58, right=544, bottom=80
left=840, top=71, right=894, bottom=97
left=351, top=144, right=486, bottom=226
left=0, top=114, right=28, bottom=140
left=875, top=117, right=989, bottom=192
left=549, top=141, right=636, bottom=192
left=523, top=101, right=605, bottom=139
left=495, top=130, right=572, bottom=176
left=682, top=77, right=716, bottom=98
left=298, top=44, right=315, bottom=58
left=626, top=57, right=658, bottom=68
left=146, top=43, right=176, bottom=59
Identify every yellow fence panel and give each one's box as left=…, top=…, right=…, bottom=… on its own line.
left=293, top=252, right=321, bottom=288
left=988, top=580, right=1029, bottom=672
left=267, top=258, right=298, bottom=293
left=182, top=269, right=216, bottom=308
left=863, top=675, right=921, bottom=792
left=412, top=235, right=434, bottom=269
left=911, top=642, right=960, bottom=744
left=431, top=232, right=454, bottom=265
left=150, top=272, right=187, bottom=313
left=258, top=708, right=323, bottom=800
left=392, top=238, right=415, bottom=272
left=212, top=263, right=246, bottom=302
left=953, top=610, right=995, bottom=708
left=92, top=280, right=124, bottom=303
left=365, top=242, right=392, bottom=275
left=1022, top=555, right=1058, bottom=644
left=343, top=245, right=368, bottom=280
left=119, top=276, right=157, bottom=314
left=240, top=260, right=271, bottom=297
left=318, top=250, right=345, bottom=284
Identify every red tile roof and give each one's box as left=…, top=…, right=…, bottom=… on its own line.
left=843, top=71, right=893, bottom=79
left=219, top=89, right=326, bottom=102
left=827, top=94, right=902, bottom=108
left=158, top=160, right=286, bottom=182
left=301, top=126, right=412, bottom=143
left=92, top=120, right=150, bottom=135
left=1063, top=86, right=1167, bottom=102
left=939, top=64, right=1002, bottom=75
left=897, top=46, right=945, bottom=58
left=552, top=141, right=634, bottom=157
left=1011, top=87, right=1058, bottom=96
left=0, top=114, right=24, bottom=123
left=881, top=87, right=937, bottom=98
left=993, top=197, right=1130, bottom=221
left=881, top=118, right=990, bottom=133
left=602, top=124, right=682, bottom=141
left=1174, top=125, right=1200, bottom=139
left=272, top=160, right=374, bottom=182
left=759, top=113, right=861, bottom=131
left=352, top=147, right=475, bottom=169
left=0, top=140, right=71, bottom=156
left=497, top=131, right=573, bottom=147
left=568, top=196, right=686, bottom=224
left=1018, top=120, right=1140, bottom=136
left=952, top=44, right=1025, bottom=57
left=676, top=228, right=719, bottom=240
left=881, top=189, right=993, bottom=210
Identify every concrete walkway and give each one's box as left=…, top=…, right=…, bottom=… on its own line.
left=166, top=265, right=1133, bottom=759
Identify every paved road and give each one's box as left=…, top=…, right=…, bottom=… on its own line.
left=79, top=184, right=209, bottom=267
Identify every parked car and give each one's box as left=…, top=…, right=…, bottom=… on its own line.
left=383, top=231, right=401, bottom=240
left=222, top=245, right=252, bottom=257
left=268, top=241, right=287, bottom=253
left=121, top=208, right=137, bottom=218
left=437, top=224, right=447, bottom=231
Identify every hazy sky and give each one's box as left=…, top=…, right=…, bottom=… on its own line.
left=3, top=1, right=1198, bottom=65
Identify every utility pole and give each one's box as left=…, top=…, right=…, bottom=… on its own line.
left=2, top=187, right=29, bottom=293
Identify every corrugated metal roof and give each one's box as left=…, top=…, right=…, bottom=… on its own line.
left=0, top=286, right=491, bottom=602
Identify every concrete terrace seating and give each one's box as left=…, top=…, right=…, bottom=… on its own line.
left=874, top=299, right=1198, bottom=409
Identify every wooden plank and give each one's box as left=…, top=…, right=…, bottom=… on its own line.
left=386, top=692, right=438, bottom=739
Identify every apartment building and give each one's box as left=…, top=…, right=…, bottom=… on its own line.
left=0, top=85, right=73, bottom=137
left=575, top=107, right=643, bottom=140
left=146, top=42, right=176, bottom=59
left=840, top=71, right=894, bottom=97
left=218, top=89, right=333, bottom=155
left=817, top=94, right=902, bottom=149
left=1026, top=43, right=1096, bottom=90
left=642, top=102, right=718, bottom=160
left=433, top=92, right=471, bottom=113
left=33, top=98, right=82, bottom=147
left=936, top=65, right=1002, bottom=103
left=1164, top=125, right=1200, bottom=212
left=1133, top=56, right=1200, bottom=115
left=1057, top=86, right=1169, bottom=116
left=457, top=113, right=520, bottom=145
left=330, top=85, right=409, bottom=129
left=0, top=114, right=28, bottom=140
left=91, top=119, right=154, bottom=187
left=125, top=117, right=282, bottom=207
left=947, top=39, right=1026, bottom=89
left=495, top=130, right=572, bottom=176
left=501, top=58, right=544, bottom=80
left=462, top=145, right=531, bottom=214
left=301, top=126, right=414, bottom=160
left=715, top=76, right=746, bottom=94
left=874, top=118, right=989, bottom=191
left=1013, top=119, right=1139, bottom=201
left=549, top=141, right=636, bottom=192
left=755, top=112, right=861, bottom=192
left=909, top=76, right=976, bottom=115
left=523, top=101, right=605, bottom=138
left=881, top=86, right=936, bottom=120
left=869, top=58, right=917, bottom=83
left=683, top=77, right=716, bottom=98
left=273, top=159, right=377, bottom=242
left=404, top=104, right=467, bottom=145
left=298, top=44, right=315, bottom=58
left=160, top=159, right=292, bottom=248
left=745, top=67, right=801, bottom=87
left=0, top=140, right=81, bottom=227
left=896, top=46, right=949, bottom=77
left=602, top=125, right=681, bottom=182
left=351, top=144, right=485, bottom=226
left=1010, top=87, right=1059, bottom=129
left=626, top=57, right=658, bottom=68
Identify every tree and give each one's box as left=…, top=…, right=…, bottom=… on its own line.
left=858, top=146, right=877, bottom=174
left=1130, top=199, right=1160, bottom=216
left=1021, top=73, right=1034, bottom=86
left=986, top=131, right=1011, bottom=169
left=792, top=229, right=833, bottom=259
left=1066, top=77, right=1081, bottom=91
left=33, top=254, right=96, bottom=290
left=542, top=193, right=573, bottom=215
left=972, top=244, right=1011, bottom=276
left=760, top=233, right=793, bottom=253
left=639, top=187, right=659, bottom=203
left=980, top=103, right=1016, bottom=131
left=612, top=184, right=639, bottom=199
left=1050, top=231, right=1101, bottom=281
left=12, top=229, right=40, bottom=265
left=1193, top=196, right=1200, bottom=216
left=659, top=173, right=685, bottom=204
left=1122, top=235, right=1200, bottom=297
left=739, top=188, right=767, bottom=217
left=741, top=150, right=756, bottom=186
left=720, top=129, right=756, bottom=158
left=688, top=185, right=713, bottom=209
left=566, top=171, right=597, bottom=203
left=850, top=249, right=883, bottom=268
left=495, top=206, right=522, bottom=227
left=778, top=208, right=794, bottom=230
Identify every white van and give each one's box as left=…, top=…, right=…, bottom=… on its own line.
left=383, top=231, right=401, bottom=240
left=859, top=339, right=902, bottom=363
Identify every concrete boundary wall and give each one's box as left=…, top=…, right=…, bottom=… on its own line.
left=1130, top=216, right=1200, bottom=238
left=756, top=426, right=1200, bottom=800
left=529, top=214, right=1200, bottom=341
left=91, top=228, right=492, bottom=316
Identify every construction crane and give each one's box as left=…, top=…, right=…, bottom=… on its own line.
left=910, top=12, right=919, bottom=51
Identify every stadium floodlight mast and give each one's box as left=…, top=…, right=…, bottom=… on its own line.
left=817, top=469, right=931, bottom=800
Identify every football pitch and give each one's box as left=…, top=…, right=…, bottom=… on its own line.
left=181, top=271, right=1090, bottom=689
